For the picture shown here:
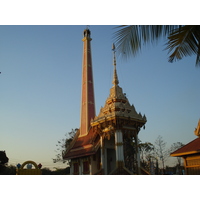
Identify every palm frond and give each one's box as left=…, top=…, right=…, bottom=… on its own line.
left=113, top=25, right=180, bottom=59
left=113, top=25, right=141, bottom=58
left=166, top=25, right=200, bottom=67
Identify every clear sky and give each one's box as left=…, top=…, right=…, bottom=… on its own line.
left=1, top=25, right=200, bottom=169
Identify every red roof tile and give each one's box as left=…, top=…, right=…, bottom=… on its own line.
left=63, top=146, right=95, bottom=159
left=63, top=127, right=99, bottom=160
left=171, top=137, right=200, bottom=157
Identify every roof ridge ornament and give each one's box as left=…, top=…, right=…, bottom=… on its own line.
left=194, top=119, right=200, bottom=137
left=112, top=43, right=119, bottom=86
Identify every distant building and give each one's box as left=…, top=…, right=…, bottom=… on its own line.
left=171, top=119, right=200, bottom=175
left=63, top=28, right=147, bottom=175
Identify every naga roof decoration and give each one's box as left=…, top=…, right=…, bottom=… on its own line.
left=194, top=119, right=200, bottom=137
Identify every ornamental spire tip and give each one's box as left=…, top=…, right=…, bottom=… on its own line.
left=83, top=27, right=91, bottom=38
left=112, top=43, right=119, bottom=86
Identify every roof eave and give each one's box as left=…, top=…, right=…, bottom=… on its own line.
left=170, top=150, right=200, bottom=157
left=63, top=151, right=96, bottom=160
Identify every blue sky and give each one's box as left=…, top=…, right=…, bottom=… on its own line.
left=0, top=25, right=200, bottom=169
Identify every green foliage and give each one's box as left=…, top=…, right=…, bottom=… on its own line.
left=114, top=25, right=200, bottom=67
left=114, top=25, right=180, bottom=58
left=166, top=25, right=200, bottom=66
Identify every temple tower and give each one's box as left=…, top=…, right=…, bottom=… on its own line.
left=80, top=28, right=95, bottom=137
left=91, top=44, right=147, bottom=174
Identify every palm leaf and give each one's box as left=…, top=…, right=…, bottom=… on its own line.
left=166, top=25, right=200, bottom=66
left=113, top=25, right=180, bottom=59
left=113, top=25, right=141, bottom=58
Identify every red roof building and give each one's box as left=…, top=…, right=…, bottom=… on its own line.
left=171, top=119, right=200, bottom=175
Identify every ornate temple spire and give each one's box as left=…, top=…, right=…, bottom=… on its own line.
left=91, top=43, right=147, bottom=124
left=80, top=28, right=96, bottom=137
left=112, top=44, right=119, bottom=86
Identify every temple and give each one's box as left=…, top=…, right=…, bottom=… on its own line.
left=63, top=28, right=147, bottom=175
left=170, top=119, right=200, bottom=175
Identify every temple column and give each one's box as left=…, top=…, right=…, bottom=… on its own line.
left=100, top=136, right=105, bottom=172
left=135, top=133, right=141, bottom=174
left=79, top=160, right=82, bottom=175
left=115, top=129, right=124, bottom=167
left=89, top=159, right=92, bottom=175
left=70, top=162, right=73, bottom=175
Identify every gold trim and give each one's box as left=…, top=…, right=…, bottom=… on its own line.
left=171, top=150, right=200, bottom=157
left=82, top=37, right=92, bottom=42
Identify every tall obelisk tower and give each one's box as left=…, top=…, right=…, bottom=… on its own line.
left=80, top=28, right=95, bottom=137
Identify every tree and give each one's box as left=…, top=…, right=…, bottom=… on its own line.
left=0, top=165, right=16, bottom=175
left=53, top=128, right=78, bottom=164
left=0, top=151, right=9, bottom=174
left=113, top=25, right=200, bottom=67
left=138, top=141, right=155, bottom=173
left=169, top=142, right=185, bottom=166
left=41, top=167, right=70, bottom=175
left=154, top=135, right=167, bottom=174
left=51, top=167, right=70, bottom=175
left=138, top=141, right=154, bottom=163
left=41, top=167, right=52, bottom=175
left=0, top=151, right=9, bottom=165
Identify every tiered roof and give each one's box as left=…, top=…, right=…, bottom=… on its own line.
left=91, top=45, right=146, bottom=126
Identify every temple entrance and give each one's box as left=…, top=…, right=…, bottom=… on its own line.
left=107, top=148, right=116, bottom=174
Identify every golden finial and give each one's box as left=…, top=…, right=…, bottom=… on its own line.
left=83, top=26, right=91, bottom=38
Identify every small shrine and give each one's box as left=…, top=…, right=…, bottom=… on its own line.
left=171, top=119, right=200, bottom=175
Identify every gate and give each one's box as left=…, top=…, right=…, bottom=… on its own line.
left=16, top=160, right=42, bottom=175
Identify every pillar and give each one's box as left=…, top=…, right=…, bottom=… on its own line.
left=100, top=136, right=105, bottom=172
left=79, top=159, right=82, bottom=175
left=135, top=133, right=141, bottom=174
left=89, top=160, right=92, bottom=175
left=70, top=163, right=73, bottom=175
left=115, top=129, right=124, bottom=167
